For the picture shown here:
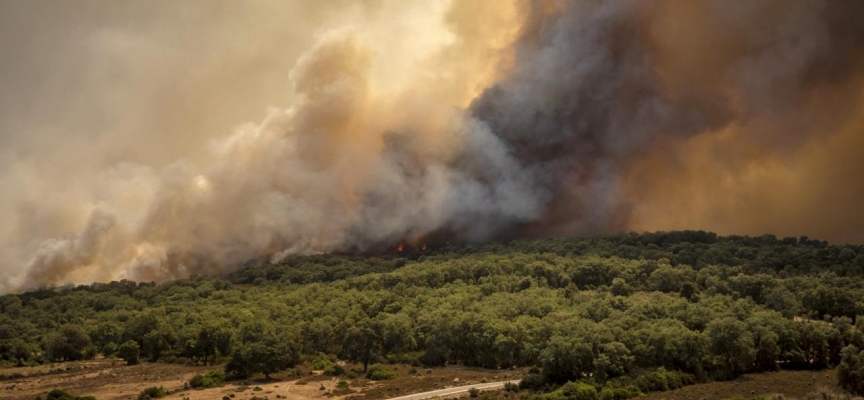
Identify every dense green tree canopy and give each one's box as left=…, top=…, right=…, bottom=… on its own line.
left=2, top=232, right=864, bottom=395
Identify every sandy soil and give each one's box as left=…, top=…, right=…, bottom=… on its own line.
left=0, top=360, right=516, bottom=400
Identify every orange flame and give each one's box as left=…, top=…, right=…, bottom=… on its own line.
left=422, top=243, right=427, bottom=251
left=397, top=243, right=404, bottom=252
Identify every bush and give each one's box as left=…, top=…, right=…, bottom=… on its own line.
left=102, top=342, right=117, bottom=357
left=46, top=389, right=96, bottom=400
left=561, top=382, right=597, bottom=400
left=346, top=371, right=358, bottom=379
left=323, top=363, right=345, bottom=376
left=504, top=382, right=520, bottom=392
left=838, top=345, right=864, bottom=395
left=117, top=340, right=140, bottom=366
left=337, top=380, right=350, bottom=389
left=83, top=346, right=98, bottom=360
left=188, top=370, right=226, bottom=388
left=365, top=364, right=395, bottom=380
left=634, top=368, right=694, bottom=393
left=469, top=387, right=481, bottom=398
left=408, top=354, right=424, bottom=367
left=137, top=386, right=166, bottom=400
left=311, top=354, right=332, bottom=370
left=599, top=386, right=642, bottom=400
left=533, top=391, right=567, bottom=400
left=519, top=373, right=547, bottom=391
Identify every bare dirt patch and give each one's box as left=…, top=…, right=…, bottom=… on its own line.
left=0, top=361, right=520, bottom=400
left=0, top=359, right=213, bottom=400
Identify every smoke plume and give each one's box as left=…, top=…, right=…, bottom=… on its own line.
left=2, top=0, right=864, bottom=292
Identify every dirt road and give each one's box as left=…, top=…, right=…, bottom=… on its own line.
left=383, top=380, right=520, bottom=400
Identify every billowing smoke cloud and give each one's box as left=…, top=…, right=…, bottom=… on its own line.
left=2, top=0, right=864, bottom=292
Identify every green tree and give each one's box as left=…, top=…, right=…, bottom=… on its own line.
left=45, top=325, right=93, bottom=362
left=838, top=345, right=864, bottom=395
left=610, top=278, right=631, bottom=296
left=225, top=334, right=299, bottom=379
left=540, top=335, right=594, bottom=383
left=88, top=322, right=122, bottom=350
left=142, top=328, right=175, bottom=362
left=594, top=342, right=633, bottom=382
left=763, top=287, right=801, bottom=318
left=706, top=318, right=754, bottom=378
left=118, top=340, right=141, bottom=365
left=342, top=318, right=379, bottom=372
left=194, top=324, right=233, bottom=365
left=123, top=313, right=164, bottom=359
left=0, top=338, right=33, bottom=366
left=797, top=320, right=834, bottom=369
left=750, top=326, right=780, bottom=371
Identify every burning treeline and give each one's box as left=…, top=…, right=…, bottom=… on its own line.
left=3, top=0, right=864, bottom=292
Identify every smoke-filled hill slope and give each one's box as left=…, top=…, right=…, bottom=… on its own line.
left=2, top=231, right=864, bottom=396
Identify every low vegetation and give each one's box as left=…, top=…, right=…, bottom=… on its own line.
left=187, top=370, right=226, bottom=388
left=44, top=389, right=96, bottom=400
left=365, top=363, right=396, bottom=380
left=2, top=232, right=864, bottom=398
left=136, top=386, right=166, bottom=400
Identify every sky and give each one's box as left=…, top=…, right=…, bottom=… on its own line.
left=1, top=0, right=863, bottom=292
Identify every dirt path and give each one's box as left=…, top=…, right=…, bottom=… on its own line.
left=382, top=380, right=520, bottom=400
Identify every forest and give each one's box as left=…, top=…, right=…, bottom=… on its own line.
left=2, top=231, right=864, bottom=398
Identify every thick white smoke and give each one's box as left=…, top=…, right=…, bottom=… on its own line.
left=2, top=1, right=524, bottom=291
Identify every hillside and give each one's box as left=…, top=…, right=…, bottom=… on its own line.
left=2, top=231, right=864, bottom=399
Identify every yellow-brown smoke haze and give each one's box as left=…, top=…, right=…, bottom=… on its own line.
left=1, top=0, right=863, bottom=292
left=624, top=0, right=864, bottom=244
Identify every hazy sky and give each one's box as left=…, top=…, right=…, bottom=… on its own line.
left=2, top=0, right=863, bottom=292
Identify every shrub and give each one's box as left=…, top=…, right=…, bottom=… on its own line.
left=46, top=389, right=96, bottom=400
left=137, top=386, right=166, bottom=400
left=365, top=364, right=395, bottom=380
left=188, top=370, right=226, bottom=388
left=534, top=391, right=567, bottom=400
left=323, top=363, right=345, bottom=376
left=561, top=382, right=597, bottom=400
left=469, top=387, right=481, bottom=398
left=634, top=368, right=694, bottom=393
left=838, top=345, right=864, bottom=395
left=519, top=373, right=546, bottom=391
left=504, top=382, right=520, bottom=392
left=397, top=352, right=423, bottom=367
left=311, top=354, right=332, bottom=370
left=337, top=380, right=350, bottom=389
left=346, top=371, right=358, bottom=379
left=83, top=346, right=98, bottom=360
left=117, top=340, right=140, bottom=366
left=635, top=371, right=667, bottom=392
left=102, top=342, right=117, bottom=357
left=599, top=386, right=642, bottom=400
